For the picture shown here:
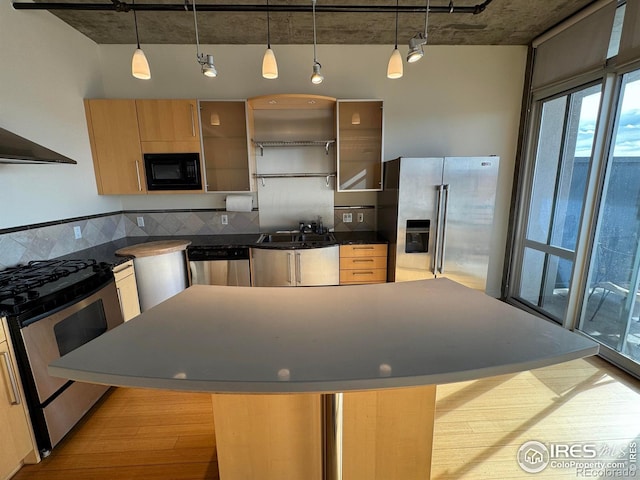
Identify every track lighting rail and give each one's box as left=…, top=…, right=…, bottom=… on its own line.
left=12, top=1, right=493, bottom=15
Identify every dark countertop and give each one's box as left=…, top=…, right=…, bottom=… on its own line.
left=333, top=231, right=388, bottom=245
left=61, top=232, right=387, bottom=267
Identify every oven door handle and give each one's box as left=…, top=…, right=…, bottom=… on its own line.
left=1, top=351, right=21, bottom=405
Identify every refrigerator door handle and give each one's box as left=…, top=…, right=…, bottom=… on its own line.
left=439, top=184, right=451, bottom=274
left=433, top=184, right=444, bottom=275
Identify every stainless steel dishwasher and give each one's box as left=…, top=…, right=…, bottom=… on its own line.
left=188, top=247, right=251, bottom=286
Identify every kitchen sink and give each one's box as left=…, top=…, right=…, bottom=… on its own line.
left=294, top=233, right=335, bottom=243
left=258, top=233, right=298, bottom=243
left=257, top=232, right=337, bottom=246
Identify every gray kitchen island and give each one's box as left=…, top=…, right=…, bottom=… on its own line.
left=49, top=278, right=598, bottom=480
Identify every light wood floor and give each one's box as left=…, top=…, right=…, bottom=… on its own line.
left=12, top=356, right=640, bottom=480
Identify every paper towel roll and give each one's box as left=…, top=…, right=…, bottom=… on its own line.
left=225, top=195, right=253, bottom=212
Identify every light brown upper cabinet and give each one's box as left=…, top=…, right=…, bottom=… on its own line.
left=84, top=99, right=146, bottom=195
left=136, top=100, right=200, bottom=142
left=199, top=101, right=251, bottom=192
left=336, top=100, right=383, bottom=191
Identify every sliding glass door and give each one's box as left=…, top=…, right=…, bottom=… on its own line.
left=578, top=69, right=640, bottom=364
left=515, top=84, right=602, bottom=322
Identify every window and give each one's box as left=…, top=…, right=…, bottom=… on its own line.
left=514, top=84, right=601, bottom=322
left=506, top=0, right=640, bottom=378
left=578, top=69, right=640, bottom=365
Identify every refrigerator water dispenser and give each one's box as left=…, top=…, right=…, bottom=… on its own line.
left=405, top=220, right=430, bottom=253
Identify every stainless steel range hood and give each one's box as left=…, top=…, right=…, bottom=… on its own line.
left=0, top=127, right=76, bottom=164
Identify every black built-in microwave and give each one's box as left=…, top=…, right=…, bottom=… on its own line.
left=144, top=152, right=202, bottom=191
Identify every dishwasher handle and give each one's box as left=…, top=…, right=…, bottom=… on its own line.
left=187, top=247, right=250, bottom=261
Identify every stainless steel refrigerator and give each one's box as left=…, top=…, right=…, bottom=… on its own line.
left=378, top=156, right=500, bottom=290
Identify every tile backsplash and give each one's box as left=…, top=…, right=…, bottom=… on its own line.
left=122, top=210, right=259, bottom=237
left=0, top=206, right=373, bottom=269
left=0, top=210, right=259, bottom=269
left=0, top=213, right=125, bottom=269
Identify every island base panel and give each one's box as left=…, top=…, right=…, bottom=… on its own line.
left=211, top=393, right=323, bottom=480
left=212, top=386, right=436, bottom=480
left=343, top=386, right=436, bottom=480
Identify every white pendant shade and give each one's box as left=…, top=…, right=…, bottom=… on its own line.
left=132, top=48, right=151, bottom=80
left=387, top=48, right=403, bottom=79
left=262, top=48, right=278, bottom=79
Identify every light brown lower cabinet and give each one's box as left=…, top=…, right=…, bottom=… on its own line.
left=212, top=386, right=436, bottom=480
left=114, top=260, right=141, bottom=322
left=0, top=324, right=39, bottom=480
left=339, top=244, right=388, bottom=285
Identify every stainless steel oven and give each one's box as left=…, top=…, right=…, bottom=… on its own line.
left=0, top=260, right=123, bottom=455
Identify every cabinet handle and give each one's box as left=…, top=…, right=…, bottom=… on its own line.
left=439, top=184, right=450, bottom=274
left=353, top=271, right=374, bottom=275
left=353, top=246, right=375, bottom=250
left=353, top=259, right=374, bottom=263
left=116, top=286, right=125, bottom=319
left=189, top=103, right=196, bottom=137
left=287, top=253, right=292, bottom=284
left=1, top=351, right=21, bottom=405
left=135, top=161, right=142, bottom=191
left=113, top=263, right=133, bottom=274
left=295, top=252, right=301, bottom=285
left=433, top=184, right=444, bottom=275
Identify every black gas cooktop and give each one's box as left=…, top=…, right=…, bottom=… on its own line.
left=0, top=259, right=113, bottom=325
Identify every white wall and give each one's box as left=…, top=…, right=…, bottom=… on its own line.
left=0, top=3, right=122, bottom=229
left=99, top=43, right=526, bottom=296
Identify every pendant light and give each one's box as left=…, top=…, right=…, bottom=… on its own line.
left=131, top=0, right=151, bottom=80
left=193, top=0, right=217, bottom=77
left=310, top=0, right=324, bottom=85
left=262, top=0, right=278, bottom=79
left=407, top=0, right=429, bottom=63
left=387, top=0, right=403, bottom=79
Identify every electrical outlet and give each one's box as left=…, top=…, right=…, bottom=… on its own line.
left=343, top=213, right=353, bottom=223
left=357, top=212, right=364, bottom=223
left=221, top=214, right=229, bottom=225
left=136, top=216, right=145, bottom=227
left=73, top=226, right=82, bottom=239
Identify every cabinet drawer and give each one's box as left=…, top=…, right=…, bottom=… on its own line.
left=340, top=244, right=387, bottom=258
left=340, top=256, right=387, bottom=270
left=340, top=268, right=387, bottom=284
left=113, top=260, right=135, bottom=282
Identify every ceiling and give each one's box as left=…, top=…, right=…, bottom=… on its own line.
left=18, top=0, right=596, bottom=46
